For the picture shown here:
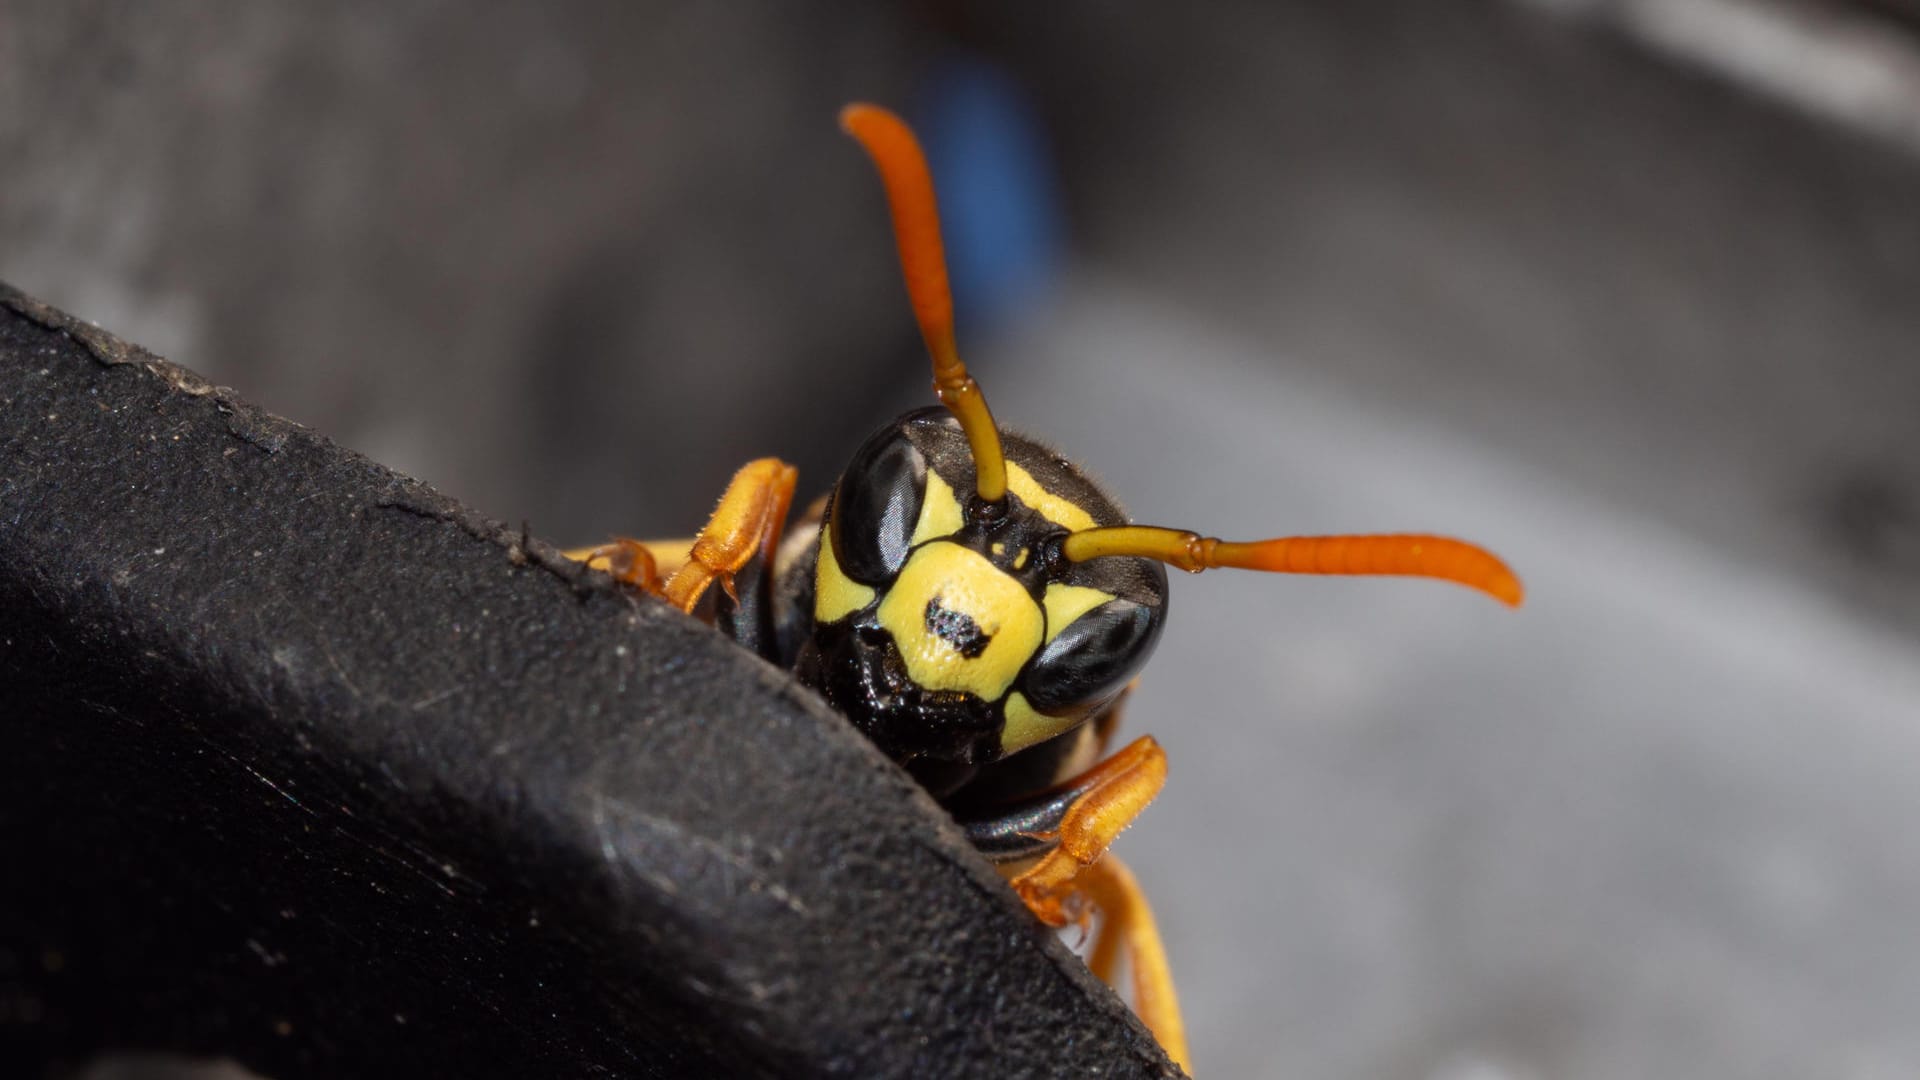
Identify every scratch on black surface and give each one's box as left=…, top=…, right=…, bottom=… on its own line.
left=409, top=684, right=466, bottom=711
left=594, top=794, right=812, bottom=918
left=229, top=753, right=320, bottom=820
left=331, top=801, right=478, bottom=902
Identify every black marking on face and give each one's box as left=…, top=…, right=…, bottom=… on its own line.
left=792, top=617, right=1007, bottom=767
left=924, top=595, right=991, bottom=659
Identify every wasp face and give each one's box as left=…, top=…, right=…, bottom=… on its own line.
left=815, top=103, right=1522, bottom=777
left=796, top=408, right=1168, bottom=768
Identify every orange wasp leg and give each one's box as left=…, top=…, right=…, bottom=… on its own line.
left=567, top=538, right=673, bottom=594
left=1083, top=854, right=1189, bottom=1074
left=660, top=457, right=798, bottom=613
left=1002, top=737, right=1185, bottom=1065
left=1008, top=735, right=1167, bottom=921
left=567, top=457, right=797, bottom=614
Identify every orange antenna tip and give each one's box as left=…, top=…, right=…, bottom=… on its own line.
left=841, top=101, right=1008, bottom=504
left=1062, top=527, right=1525, bottom=607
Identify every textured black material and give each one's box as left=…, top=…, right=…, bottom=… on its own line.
left=0, top=285, right=1180, bottom=1079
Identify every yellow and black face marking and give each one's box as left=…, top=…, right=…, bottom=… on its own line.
left=573, top=103, right=1524, bottom=1073
left=793, top=408, right=1168, bottom=771
left=796, top=104, right=1521, bottom=784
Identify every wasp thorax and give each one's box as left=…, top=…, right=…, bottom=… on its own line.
left=795, top=408, right=1169, bottom=767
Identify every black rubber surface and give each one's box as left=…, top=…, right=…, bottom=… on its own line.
left=0, top=284, right=1180, bottom=1079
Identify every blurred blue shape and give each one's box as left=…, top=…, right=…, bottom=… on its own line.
left=917, top=57, right=1065, bottom=333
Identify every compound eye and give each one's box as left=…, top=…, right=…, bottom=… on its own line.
left=1022, top=599, right=1163, bottom=714
left=830, top=429, right=929, bottom=584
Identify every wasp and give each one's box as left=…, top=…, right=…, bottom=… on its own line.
left=570, top=104, right=1523, bottom=1073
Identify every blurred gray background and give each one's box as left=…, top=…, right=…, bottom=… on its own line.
left=9, top=1, right=1920, bottom=1076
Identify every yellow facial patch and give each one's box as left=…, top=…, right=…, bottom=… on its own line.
left=1006, top=461, right=1096, bottom=532
left=1000, top=691, right=1075, bottom=755
left=1041, top=583, right=1116, bottom=644
left=909, top=468, right=965, bottom=547
left=876, top=541, right=1043, bottom=702
left=996, top=586, right=1116, bottom=754
left=813, top=523, right=876, bottom=623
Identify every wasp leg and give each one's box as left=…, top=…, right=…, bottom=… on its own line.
left=1004, top=735, right=1167, bottom=924
left=964, top=736, right=1184, bottom=1068
left=1082, top=854, right=1189, bottom=1073
left=657, top=457, right=798, bottom=614
left=565, top=458, right=796, bottom=613
left=566, top=538, right=688, bottom=594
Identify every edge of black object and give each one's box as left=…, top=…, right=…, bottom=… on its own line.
left=0, top=284, right=1182, bottom=1080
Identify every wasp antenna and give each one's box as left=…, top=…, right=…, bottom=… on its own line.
left=1061, top=527, right=1525, bottom=607
left=841, top=102, right=1009, bottom=504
